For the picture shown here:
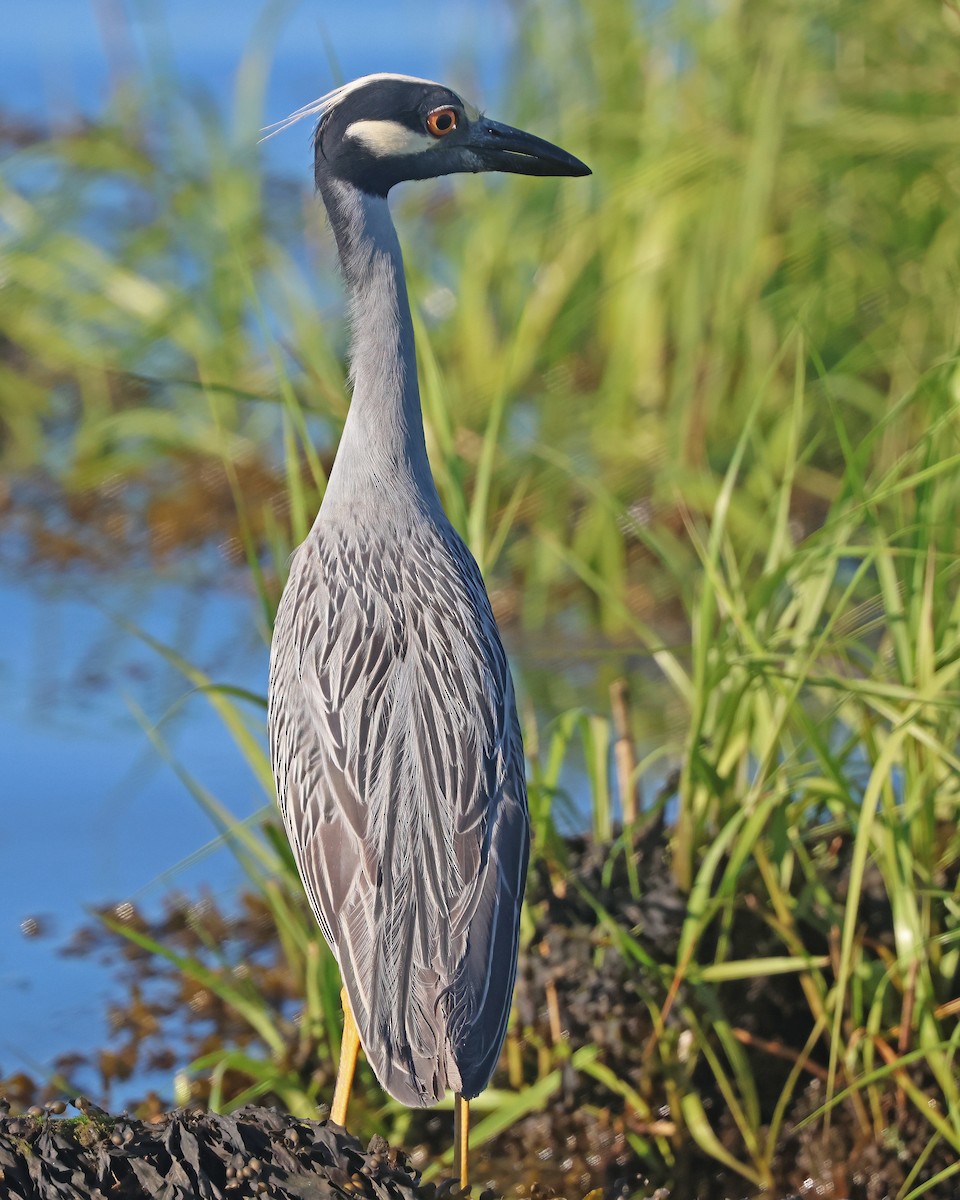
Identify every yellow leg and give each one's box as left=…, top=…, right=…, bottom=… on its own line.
left=453, top=1092, right=470, bottom=1191
left=330, top=987, right=360, bottom=1127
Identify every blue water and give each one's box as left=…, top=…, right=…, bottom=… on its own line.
left=0, top=0, right=512, bottom=177
left=0, top=0, right=516, bottom=1106
left=0, top=560, right=267, bottom=1093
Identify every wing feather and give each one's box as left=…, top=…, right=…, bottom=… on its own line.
left=268, top=516, right=529, bottom=1106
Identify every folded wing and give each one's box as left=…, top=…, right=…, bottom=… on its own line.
left=269, top=520, right=529, bottom=1105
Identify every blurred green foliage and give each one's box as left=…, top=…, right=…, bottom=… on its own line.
left=2, top=0, right=958, bottom=630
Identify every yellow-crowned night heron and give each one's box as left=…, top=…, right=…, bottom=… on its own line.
left=266, top=73, right=589, bottom=1185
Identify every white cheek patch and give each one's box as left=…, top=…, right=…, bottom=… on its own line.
left=345, top=119, right=434, bottom=157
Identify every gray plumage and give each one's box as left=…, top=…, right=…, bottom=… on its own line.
left=267, top=74, right=589, bottom=1108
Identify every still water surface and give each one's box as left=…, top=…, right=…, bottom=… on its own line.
left=0, top=558, right=267, bottom=1094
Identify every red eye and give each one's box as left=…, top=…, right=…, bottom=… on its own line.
left=426, top=107, right=458, bottom=137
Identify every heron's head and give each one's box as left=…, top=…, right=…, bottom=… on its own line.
left=265, top=74, right=590, bottom=196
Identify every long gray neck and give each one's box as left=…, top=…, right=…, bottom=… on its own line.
left=316, top=178, right=438, bottom=522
